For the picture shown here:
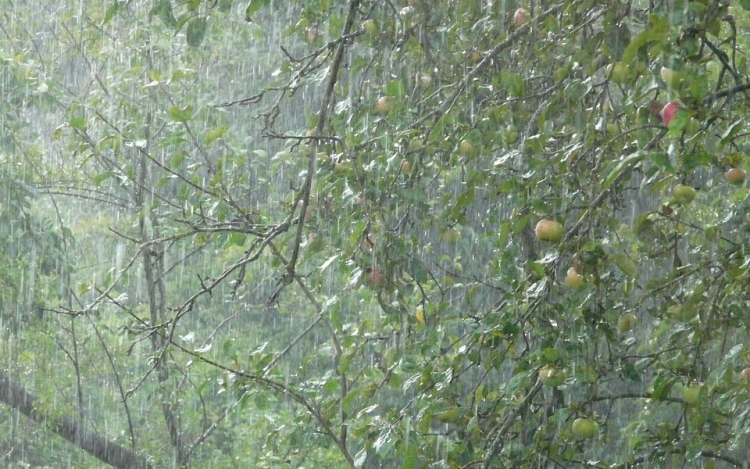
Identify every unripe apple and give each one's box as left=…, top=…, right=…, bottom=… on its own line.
left=470, top=52, right=482, bottom=64
left=442, top=228, right=461, bottom=243
left=513, top=8, right=530, bottom=27
left=306, top=27, right=321, bottom=44
left=606, top=62, right=628, bottom=84
left=726, top=167, right=747, bottom=185
left=571, top=418, right=599, bottom=439
left=660, top=102, right=680, bottom=127
left=683, top=382, right=703, bottom=406
left=535, top=220, right=564, bottom=243
left=362, top=19, right=378, bottom=38
left=672, top=184, right=696, bottom=204
left=538, top=366, right=565, bottom=387
left=564, top=267, right=584, bottom=288
left=459, top=139, right=477, bottom=156
left=617, top=313, right=638, bottom=332
left=375, top=96, right=392, bottom=114
left=660, top=66, right=676, bottom=86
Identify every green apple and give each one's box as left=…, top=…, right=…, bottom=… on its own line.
left=660, top=66, right=676, bottom=86
left=362, top=19, right=378, bottom=38
left=538, top=366, right=565, bottom=387
left=617, top=313, right=638, bottom=332
left=459, top=139, right=477, bottom=156
left=683, top=383, right=703, bottom=406
left=726, top=167, right=747, bottom=185
left=564, top=267, right=584, bottom=288
left=672, top=184, right=696, bottom=204
left=571, top=418, right=599, bottom=439
left=442, top=228, right=461, bottom=243
left=535, top=220, right=564, bottom=242
left=607, top=62, right=628, bottom=84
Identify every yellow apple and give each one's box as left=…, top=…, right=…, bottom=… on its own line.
left=400, top=160, right=412, bottom=174
left=564, top=267, right=584, bottom=288
left=741, top=368, right=750, bottom=381
left=535, top=220, right=564, bottom=242
left=726, top=167, right=747, bottom=185
left=375, top=96, right=392, bottom=114
left=513, top=8, right=530, bottom=26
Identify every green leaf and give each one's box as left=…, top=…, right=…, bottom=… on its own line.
left=604, top=151, right=645, bottom=188
left=603, top=23, right=631, bottom=60
left=204, top=126, right=228, bottom=145
left=245, top=0, right=270, bottom=22
left=648, top=151, right=673, bottom=173
left=620, top=15, right=668, bottom=65
left=740, top=0, right=750, bottom=10
left=69, top=116, right=86, bottom=130
left=167, top=105, right=193, bottom=122
left=186, top=17, right=208, bottom=47
left=103, top=1, right=124, bottom=26
left=153, top=0, right=177, bottom=29
left=500, top=72, right=524, bottom=97
left=218, top=0, right=233, bottom=13
left=611, top=253, right=638, bottom=279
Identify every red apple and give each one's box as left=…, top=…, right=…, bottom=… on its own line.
left=535, top=220, right=564, bottom=243
left=375, top=96, right=392, bottom=114
left=726, top=167, right=747, bottom=185
left=513, top=8, right=530, bottom=27
left=571, top=418, right=599, bottom=439
left=364, top=267, right=385, bottom=289
left=660, top=102, right=680, bottom=127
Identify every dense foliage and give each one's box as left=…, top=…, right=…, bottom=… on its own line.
left=2, top=0, right=750, bottom=467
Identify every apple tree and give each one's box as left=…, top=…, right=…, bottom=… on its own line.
left=4, top=0, right=750, bottom=467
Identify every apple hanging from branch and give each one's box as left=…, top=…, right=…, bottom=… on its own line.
left=660, top=102, right=680, bottom=127
left=513, top=8, right=530, bottom=27
left=535, top=220, right=564, bottom=243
